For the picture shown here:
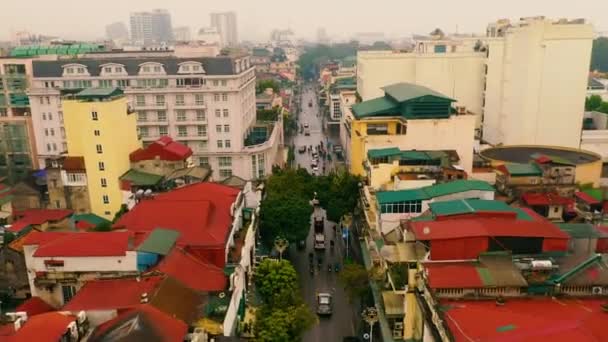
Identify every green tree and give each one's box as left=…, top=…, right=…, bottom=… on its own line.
left=256, top=79, right=280, bottom=94
left=597, top=101, right=608, bottom=114
left=314, top=170, right=361, bottom=222
left=254, top=304, right=315, bottom=342
left=112, top=204, right=129, bottom=223
left=91, top=221, right=112, bottom=232
left=586, top=95, right=603, bottom=111
left=254, top=259, right=299, bottom=306
left=259, top=194, right=312, bottom=246
left=591, top=37, right=608, bottom=72
left=338, top=263, right=371, bottom=301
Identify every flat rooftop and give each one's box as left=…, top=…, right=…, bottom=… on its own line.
left=481, top=146, right=600, bottom=165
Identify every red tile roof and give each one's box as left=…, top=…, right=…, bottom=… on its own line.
left=7, top=312, right=75, bottom=342
left=130, top=136, right=193, bottom=162
left=9, top=209, right=72, bottom=233
left=91, top=304, right=187, bottom=342
left=27, top=231, right=134, bottom=257
left=15, top=297, right=55, bottom=316
left=154, top=248, right=227, bottom=292
left=410, top=217, right=569, bottom=241
left=441, top=298, right=607, bottom=342
left=114, top=182, right=240, bottom=247
left=424, top=263, right=484, bottom=288
left=63, top=276, right=163, bottom=311
left=522, top=192, right=572, bottom=206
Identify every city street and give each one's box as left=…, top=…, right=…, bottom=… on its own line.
left=289, top=83, right=358, bottom=342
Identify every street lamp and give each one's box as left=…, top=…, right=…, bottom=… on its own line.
left=274, top=237, right=289, bottom=261
left=362, top=306, right=379, bottom=342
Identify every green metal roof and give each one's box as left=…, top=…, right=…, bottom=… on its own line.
left=74, top=87, right=123, bottom=100
left=9, top=43, right=104, bottom=57
left=582, top=188, right=607, bottom=201
left=72, top=213, right=110, bottom=227
left=367, top=148, right=447, bottom=164
left=376, top=180, right=495, bottom=204
left=381, top=83, right=454, bottom=103
left=351, top=96, right=397, bottom=118
left=136, top=228, right=180, bottom=255
left=120, top=169, right=163, bottom=186
left=367, top=147, right=401, bottom=159
left=556, top=223, right=602, bottom=239
left=503, top=163, right=543, bottom=177
left=428, top=199, right=532, bottom=220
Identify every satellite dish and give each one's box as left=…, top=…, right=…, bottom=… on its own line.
left=218, top=292, right=226, bottom=299
left=363, top=333, right=370, bottom=340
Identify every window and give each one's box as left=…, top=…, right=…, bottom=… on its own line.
left=77, top=67, right=85, bottom=74
left=39, top=97, right=44, bottom=105
left=46, top=143, right=51, bottom=152
left=219, top=169, right=232, bottom=178
left=225, top=140, right=231, bottom=148
left=142, top=66, right=150, bottom=73
left=139, top=127, right=148, bottom=137
left=62, top=285, right=76, bottom=304
left=55, top=200, right=61, bottom=208
left=198, top=125, right=207, bottom=137
left=95, top=144, right=103, bottom=154
left=94, top=129, right=100, bottom=136
left=258, top=153, right=265, bottom=177
left=103, top=195, right=110, bottom=204
left=175, top=94, right=185, bottom=105
left=52, top=143, right=57, bottom=151
left=62, top=142, right=67, bottom=151
left=216, top=125, right=222, bottom=133
left=49, top=128, right=54, bottom=136
left=222, top=93, right=228, bottom=101
left=367, top=123, right=388, bottom=135
left=157, top=110, right=167, bottom=121
left=217, top=140, right=223, bottom=148
left=117, top=79, right=129, bottom=88
left=155, top=95, right=165, bottom=106
left=214, top=93, right=220, bottom=102
left=176, top=110, right=186, bottom=121
left=45, top=128, right=49, bottom=136
left=199, top=141, right=208, bottom=150
left=153, top=66, right=162, bottom=72
left=159, top=126, right=168, bottom=136
left=192, top=65, right=200, bottom=71
left=213, top=80, right=219, bottom=86
left=104, top=67, right=112, bottom=73
left=98, top=162, right=105, bottom=171
left=215, top=109, right=221, bottom=117
left=199, top=157, right=209, bottom=166
left=101, top=178, right=107, bottom=187
left=158, top=79, right=168, bottom=88
left=137, top=111, right=147, bottom=122
left=195, top=94, right=204, bottom=105
left=218, top=156, right=232, bottom=167
left=380, top=201, right=423, bottom=214
left=66, top=68, right=74, bottom=74
left=178, top=126, right=187, bottom=137
left=183, top=65, right=190, bottom=72
left=48, top=113, right=53, bottom=120
left=99, top=79, right=113, bottom=88
left=196, top=110, right=206, bottom=121
left=91, top=111, right=98, bottom=121
left=42, top=113, right=47, bottom=120
left=223, top=109, right=229, bottom=117
left=136, top=95, right=145, bottom=106
left=221, top=80, right=227, bottom=86
left=59, top=111, right=63, bottom=122
left=60, top=127, right=66, bottom=138
left=115, top=67, right=122, bottom=73
left=224, top=124, right=230, bottom=133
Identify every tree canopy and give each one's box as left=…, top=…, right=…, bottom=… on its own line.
left=254, top=304, right=315, bottom=342
left=586, top=94, right=608, bottom=114
left=338, top=263, right=371, bottom=301
left=256, top=79, right=280, bottom=94
left=298, top=43, right=358, bottom=80
left=591, top=37, right=608, bottom=72
left=254, top=259, right=299, bottom=306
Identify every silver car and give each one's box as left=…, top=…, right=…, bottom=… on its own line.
left=316, top=293, right=332, bottom=316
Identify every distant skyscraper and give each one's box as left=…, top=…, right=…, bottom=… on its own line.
left=210, top=12, right=238, bottom=47
left=130, top=9, right=173, bottom=46
left=105, top=22, right=129, bottom=41
left=173, top=26, right=192, bottom=42
left=317, top=28, right=329, bottom=44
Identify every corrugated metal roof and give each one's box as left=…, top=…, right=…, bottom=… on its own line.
left=503, top=163, right=543, bottom=176
left=137, top=228, right=180, bottom=255
left=557, top=223, right=602, bottom=239
left=377, top=180, right=495, bottom=204
left=351, top=96, right=397, bottom=118
left=120, top=169, right=164, bottom=186
left=381, top=82, right=455, bottom=103
left=74, top=87, right=123, bottom=100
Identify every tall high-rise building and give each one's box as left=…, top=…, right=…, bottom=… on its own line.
left=130, top=9, right=173, bottom=46
left=173, top=26, right=192, bottom=42
left=105, top=22, right=129, bottom=42
left=210, top=12, right=238, bottom=47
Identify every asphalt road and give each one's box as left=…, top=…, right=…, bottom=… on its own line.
left=289, top=84, right=357, bottom=342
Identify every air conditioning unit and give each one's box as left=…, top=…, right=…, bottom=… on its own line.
left=392, top=329, right=403, bottom=338
left=456, top=106, right=467, bottom=114
left=394, top=322, right=404, bottom=330
left=592, top=286, right=603, bottom=295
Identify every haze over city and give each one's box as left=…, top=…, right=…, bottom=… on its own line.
left=2, top=0, right=608, bottom=41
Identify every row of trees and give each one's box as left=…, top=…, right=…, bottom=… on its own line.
left=585, top=94, right=608, bottom=114
left=258, top=168, right=361, bottom=247
left=253, top=259, right=316, bottom=341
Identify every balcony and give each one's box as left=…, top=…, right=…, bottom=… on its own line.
left=173, top=102, right=207, bottom=110
left=243, top=122, right=279, bottom=153
left=136, top=119, right=169, bottom=126
left=133, top=102, right=167, bottom=110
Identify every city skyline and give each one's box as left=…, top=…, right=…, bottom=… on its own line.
left=2, top=0, right=608, bottom=42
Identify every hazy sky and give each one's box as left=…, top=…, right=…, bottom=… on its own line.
left=2, top=0, right=607, bottom=42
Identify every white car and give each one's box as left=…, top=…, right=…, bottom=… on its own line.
left=312, top=165, right=319, bottom=173
left=303, top=123, right=309, bottom=128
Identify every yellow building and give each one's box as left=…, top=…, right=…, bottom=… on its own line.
left=346, top=83, right=476, bottom=176
left=62, top=88, right=141, bottom=220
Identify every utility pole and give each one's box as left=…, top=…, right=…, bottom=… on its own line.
left=362, top=306, right=379, bottom=342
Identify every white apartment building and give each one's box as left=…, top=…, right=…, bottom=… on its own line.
left=211, top=12, right=238, bottom=47
left=357, top=17, right=594, bottom=148
left=28, top=55, right=283, bottom=181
